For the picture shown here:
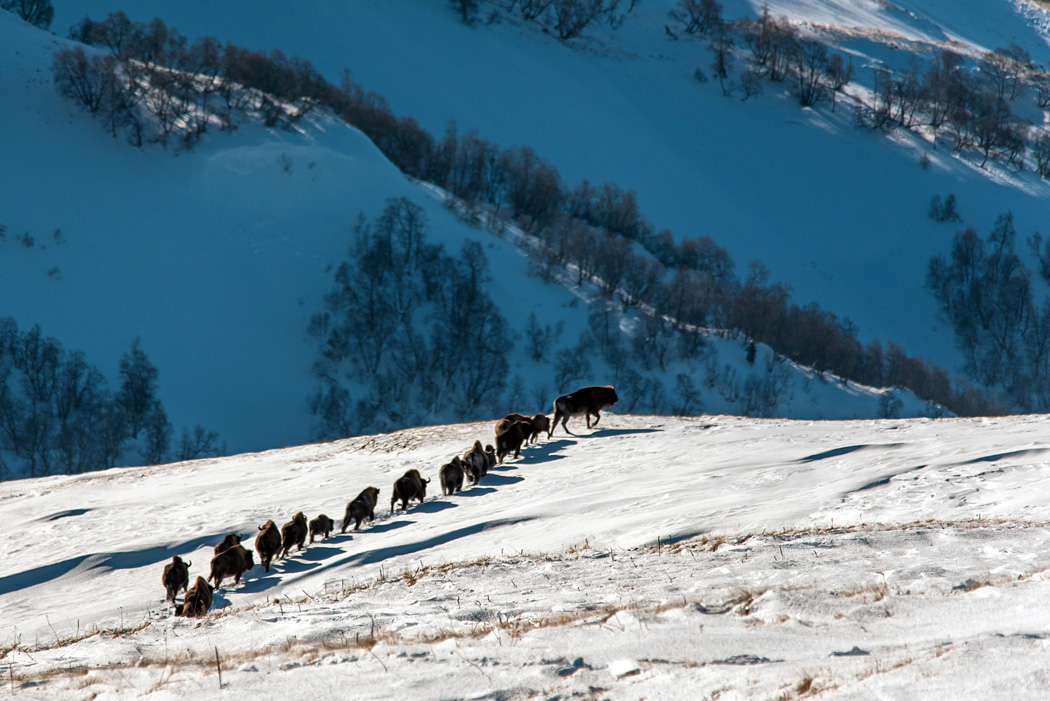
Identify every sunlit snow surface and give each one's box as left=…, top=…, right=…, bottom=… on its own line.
left=4, top=413, right=1050, bottom=698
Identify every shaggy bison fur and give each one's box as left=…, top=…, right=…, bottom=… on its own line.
left=462, top=442, right=488, bottom=484
left=255, top=520, right=282, bottom=573
left=309, top=514, right=335, bottom=543
left=550, top=385, right=619, bottom=437
left=209, top=544, right=254, bottom=588
left=213, top=533, right=242, bottom=556
left=391, top=469, right=430, bottom=512
left=440, top=458, right=465, bottom=495
left=529, top=414, right=550, bottom=443
left=495, top=417, right=530, bottom=464
left=341, top=487, right=380, bottom=533
left=280, top=512, right=308, bottom=558
left=176, top=576, right=213, bottom=618
left=162, top=555, right=190, bottom=603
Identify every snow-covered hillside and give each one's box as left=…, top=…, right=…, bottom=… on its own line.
left=45, top=0, right=1050, bottom=370
left=0, top=4, right=953, bottom=476
left=5, top=413, right=1050, bottom=698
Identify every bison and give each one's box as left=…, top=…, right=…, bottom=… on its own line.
left=484, top=444, right=497, bottom=471
left=176, top=576, right=213, bottom=618
left=529, top=413, right=550, bottom=443
left=213, top=533, right=242, bottom=556
left=550, top=385, right=619, bottom=437
left=255, top=520, right=282, bottom=572
left=391, top=468, right=430, bottom=512
left=209, top=544, right=254, bottom=588
left=280, top=512, right=308, bottom=558
left=309, top=514, right=334, bottom=543
left=162, top=555, right=190, bottom=603
left=495, top=417, right=530, bottom=464
left=440, top=458, right=465, bottom=495
left=462, top=442, right=487, bottom=484
left=341, top=487, right=380, bottom=533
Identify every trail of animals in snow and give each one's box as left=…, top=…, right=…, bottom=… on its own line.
left=4, top=412, right=1050, bottom=698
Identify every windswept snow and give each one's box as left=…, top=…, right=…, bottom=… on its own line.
left=4, top=413, right=1050, bottom=697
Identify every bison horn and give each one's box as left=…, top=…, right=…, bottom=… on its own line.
left=425, top=477, right=431, bottom=483
left=185, top=560, right=192, bottom=568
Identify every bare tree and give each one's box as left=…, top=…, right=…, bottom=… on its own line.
left=1, top=0, right=53, bottom=29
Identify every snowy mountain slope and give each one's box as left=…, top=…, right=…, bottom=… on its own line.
left=5, top=413, right=1050, bottom=698
left=0, top=9, right=946, bottom=475
left=45, top=0, right=1050, bottom=373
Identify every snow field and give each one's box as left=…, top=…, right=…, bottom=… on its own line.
left=5, top=413, right=1050, bottom=697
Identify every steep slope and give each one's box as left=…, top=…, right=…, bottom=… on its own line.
left=5, top=413, right=1050, bottom=697
left=47, top=0, right=1050, bottom=371
left=0, top=9, right=944, bottom=475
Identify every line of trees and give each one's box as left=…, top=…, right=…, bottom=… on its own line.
left=308, top=199, right=513, bottom=438
left=927, top=213, right=1050, bottom=412
left=1, top=0, right=53, bottom=29
left=0, top=319, right=224, bottom=479
left=54, top=12, right=328, bottom=147
left=52, top=11, right=1000, bottom=417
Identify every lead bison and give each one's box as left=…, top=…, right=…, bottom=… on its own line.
left=162, top=555, right=190, bottom=603
left=255, top=520, right=282, bottom=572
left=550, top=385, right=619, bottom=437
left=209, top=544, right=254, bottom=588
left=176, top=576, right=213, bottom=618
left=280, top=512, right=308, bottom=558
left=342, top=487, right=380, bottom=533
left=391, top=469, right=430, bottom=512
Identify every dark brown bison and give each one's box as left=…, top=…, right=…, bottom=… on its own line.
left=440, top=458, right=465, bottom=495
left=209, top=544, right=254, bottom=588
left=341, top=487, right=380, bottom=533
left=462, top=442, right=487, bottom=484
left=176, top=576, right=213, bottom=618
left=391, top=469, right=430, bottom=512
left=530, top=414, right=550, bottom=443
left=280, top=512, right=308, bottom=558
left=255, top=520, right=282, bottom=572
left=500, top=414, right=537, bottom=442
left=309, top=514, right=334, bottom=543
left=213, top=533, right=242, bottom=556
left=495, top=418, right=530, bottom=464
left=550, top=385, right=619, bottom=437
left=484, top=444, right=496, bottom=471
left=162, top=555, right=190, bottom=603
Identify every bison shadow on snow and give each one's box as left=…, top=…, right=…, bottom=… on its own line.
left=365, top=519, right=416, bottom=534
left=474, top=473, right=524, bottom=487
left=585, top=428, right=661, bottom=439
left=272, top=518, right=536, bottom=589
left=410, top=500, right=458, bottom=515
left=0, top=532, right=234, bottom=597
left=455, top=486, right=497, bottom=498
left=514, top=439, right=575, bottom=465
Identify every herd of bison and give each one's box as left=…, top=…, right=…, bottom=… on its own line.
left=163, top=385, right=620, bottom=618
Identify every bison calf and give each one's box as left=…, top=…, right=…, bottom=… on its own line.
left=309, top=514, right=334, bottom=543
left=550, top=385, right=619, bottom=437
left=209, top=544, right=254, bottom=589
left=342, top=487, right=380, bottom=533
left=162, top=555, right=190, bottom=603
left=391, top=469, right=430, bottom=513
left=530, top=414, right=550, bottom=443
left=255, top=520, right=282, bottom=573
left=176, top=576, right=213, bottom=618
left=280, top=512, right=308, bottom=558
